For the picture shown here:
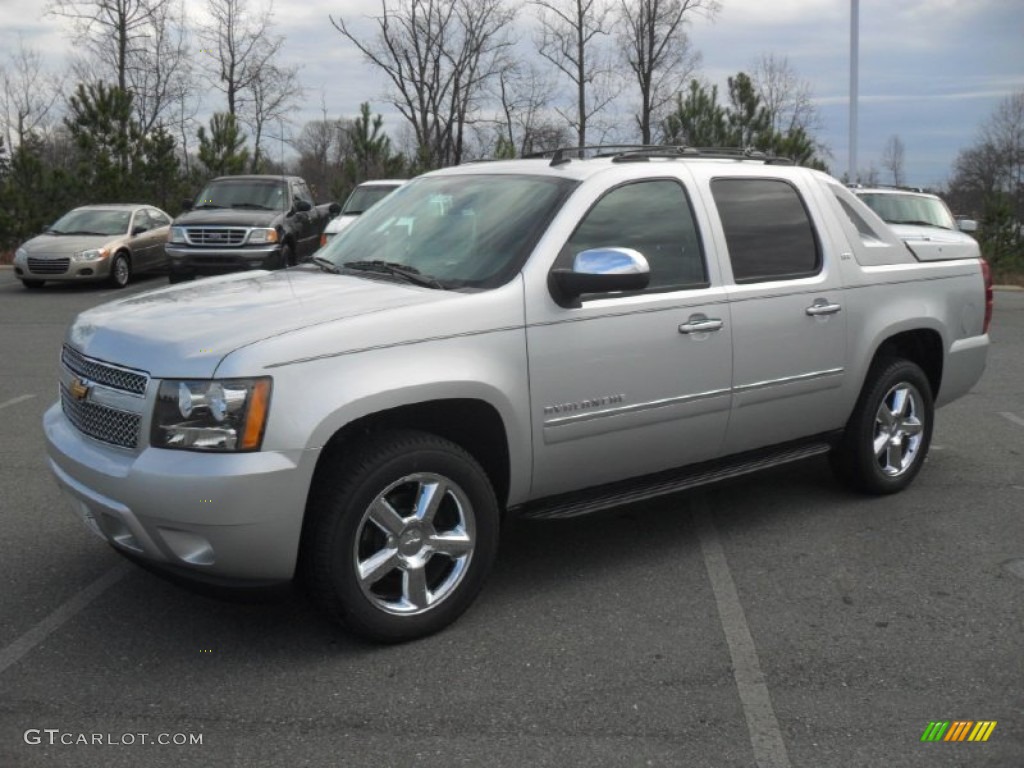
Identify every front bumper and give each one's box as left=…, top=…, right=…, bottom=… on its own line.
left=15, top=258, right=111, bottom=282
left=44, top=402, right=316, bottom=584
left=166, top=245, right=281, bottom=274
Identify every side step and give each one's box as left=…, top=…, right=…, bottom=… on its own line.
left=514, top=439, right=834, bottom=521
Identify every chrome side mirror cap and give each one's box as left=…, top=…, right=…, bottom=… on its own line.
left=550, top=247, right=650, bottom=307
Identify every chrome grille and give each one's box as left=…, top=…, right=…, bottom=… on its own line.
left=62, top=346, right=148, bottom=395
left=185, top=227, right=248, bottom=246
left=28, top=257, right=70, bottom=274
left=60, top=386, right=140, bottom=448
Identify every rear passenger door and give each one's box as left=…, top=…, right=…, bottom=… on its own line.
left=526, top=177, right=733, bottom=499
left=706, top=176, right=848, bottom=454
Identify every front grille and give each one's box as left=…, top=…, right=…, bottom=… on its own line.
left=62, top=346, right=148, bottom=395
left=28, top=257, right=70, bottom=274
left=60, top=386, right=141, bottom=448
left=185, top=227, right=248, bottom=246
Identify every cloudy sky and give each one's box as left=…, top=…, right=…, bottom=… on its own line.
left=2, top=0, right=1022, bottom=186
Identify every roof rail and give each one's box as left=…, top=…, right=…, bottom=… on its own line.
left=523, top=144, right=794, bottom=166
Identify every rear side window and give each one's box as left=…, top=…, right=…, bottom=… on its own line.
left=558, top=179, right=707, bottom=293
left=711, top=178, right=820, bottom=283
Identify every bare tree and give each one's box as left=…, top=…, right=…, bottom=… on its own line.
left=532, top=0, right=618, bottom=149
left=881, top=134, right=906, bottom=187
left=126, top=0, right=192, bottom=134
left=47, top=0, right=172, bottom=93
left=491, top=62, right=564, bottom=156
left=618, top=0, right=718, bottom=145
left=332, top=0, right=515, bottom=169
left=751, top=53, right=821, bottom=136
left=247, top=62, right=302, bottom=171
left=0, top=38, right=62, bottom=150
left=980, top=90, right=1024, bottom=211
left=200, top=0, right=281, bottom=117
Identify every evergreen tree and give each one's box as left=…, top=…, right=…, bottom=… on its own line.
left=661, top=80, right=730, bottom=146
left=140, top=125, right=181, bottom=210
left=197, top=113, right=250, bottom=177
left=65, top=82, right=144, bottom=202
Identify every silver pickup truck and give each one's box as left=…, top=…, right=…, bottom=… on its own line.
left=44, top=147, right=992, bottom=642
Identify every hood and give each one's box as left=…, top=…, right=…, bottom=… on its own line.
left=174, top=208, right=282, bottom=227
left=21, top=233, right=120, bottom=256
left=66, top=267, right=452, bottom=378
left=888, top=224, right=980, bottom=262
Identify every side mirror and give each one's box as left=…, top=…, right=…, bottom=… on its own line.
left=181, top=198, right=194, bottom=211
left=328, top=202, right=341, bottom=216
left=294, top=199, right=312, bottom=213
left=130, top=225, right=148, bottom=236
left=957, top=218, right=978, bottom=233
left=550, top=247, right=650, bottom=307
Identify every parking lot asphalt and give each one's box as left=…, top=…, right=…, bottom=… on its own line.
left=0, top=271, right=1021, bottom=767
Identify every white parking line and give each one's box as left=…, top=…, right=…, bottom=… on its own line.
left=0, top=563, right=130, bottom=678
left=0, top=394, right=36, bottom=411
left=695, top=496, right=792, bottom=768
left=999, top=412, right=1024, bottom=429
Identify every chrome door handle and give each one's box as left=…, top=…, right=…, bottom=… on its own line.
left=806, top=300, right=842, bottom=316
left=679, top=316, right=724, bottom=334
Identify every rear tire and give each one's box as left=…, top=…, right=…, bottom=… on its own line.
left=21, top=279, right=45, bottom=289
left=304, top=430, right=499, bottom=643
left=109, top=252, right=131, bottom=288
left=831, top=358, right=934, bottom=495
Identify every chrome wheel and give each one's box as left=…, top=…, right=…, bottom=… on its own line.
left=354, top=472, right=476, bottom=616
left=872, top=382, right=925, bottom=477
left=111, top=254, right=130, bottom=287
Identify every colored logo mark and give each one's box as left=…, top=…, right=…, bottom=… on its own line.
left=920, top=721, right=997, bottom=742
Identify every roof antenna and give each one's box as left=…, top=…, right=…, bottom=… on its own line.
left=549, top=148, right=570, bottom=167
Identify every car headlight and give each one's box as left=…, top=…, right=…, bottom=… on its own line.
left=15, top=247, right=28, bottom=261
left=247, top=228, right=279, bottom=245
left=152, top=378, right=272, bottom=452
left=169, top=226, right=187, bottom=244
left=72, top=248, right=110, bottom=261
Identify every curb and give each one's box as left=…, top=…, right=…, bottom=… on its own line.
left=994, top=285, right=1023, bottom=292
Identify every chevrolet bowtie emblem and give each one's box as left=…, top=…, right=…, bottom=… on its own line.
left=69, top=376, right=89, bottom=401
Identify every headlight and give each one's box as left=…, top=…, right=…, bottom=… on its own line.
left=152, top=378, right=272, bottom=452
left=169, top=226, right=187, bottom=244
left=15, top=247, right=28, bottom=261
left=247, top=228, right=279, bottom=244
left=72, top=248, right=110, bottom=261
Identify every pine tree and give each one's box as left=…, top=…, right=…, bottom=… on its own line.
left=197, top=113, right=250, bottom=177
left=65, top=82, right=144, bottom=202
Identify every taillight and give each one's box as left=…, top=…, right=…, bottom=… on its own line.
left=980, top=258, right=994, bottom=334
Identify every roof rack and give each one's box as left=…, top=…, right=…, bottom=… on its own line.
left=523, top=144, right=794, bottom=167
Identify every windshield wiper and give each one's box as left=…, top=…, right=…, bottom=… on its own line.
left=46, top=228, right=67, bottom=235
left=887, top=219, right=951, bottom=229
left=62, top=230, right=109, bottom=236
left=312, top=256, right=342, bottom=274
left=193, top=203, right=223, bottom=209
left=231, top=203, right=274, bottom=210
left=342, top=260, right=444, bottom=289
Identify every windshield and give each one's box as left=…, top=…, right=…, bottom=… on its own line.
left=194, top=180, right=288, bottom=210
left=857, top=193, right=956, bottom=230
left=49, top=208, right=133, bottom=236
left=342, top=184, right=402, bottom=215
left=317, top=174, right=578, bottom=289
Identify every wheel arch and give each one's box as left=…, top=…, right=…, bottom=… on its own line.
left=308, top=398, right=513, bottom=510
left=867, top=328, right=944, bottom=400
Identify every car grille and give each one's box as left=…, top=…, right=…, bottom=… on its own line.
left=185, top=227, right=248, bottom=246
left=62, top=346, right=148, bottom=395
left=60, top=386, right=142, bottom=448
left=28, top=257, right=70, bottom=274
left=60, top=347, right=149, bottom=449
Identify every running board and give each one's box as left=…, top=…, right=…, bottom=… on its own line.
left=514, top=439, right=834, bottom=521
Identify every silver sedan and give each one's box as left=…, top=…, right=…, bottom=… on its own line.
left=13, top=204, right=173, bottom=289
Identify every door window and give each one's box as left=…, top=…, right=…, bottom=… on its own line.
left=711, top=178, right=820, bottom=283
left=131, top=210, right=152, bottom=234
left=557, top=179, right=707, bottom=294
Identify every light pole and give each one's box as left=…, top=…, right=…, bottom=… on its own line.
left=849, top=0, right=859, bottom=182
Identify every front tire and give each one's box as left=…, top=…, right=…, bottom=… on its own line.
left=831, top=358, right=934, bottom=495
left=109, top=252, right=131, bottom=288
left=305, top=430, right=499, bottom=643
